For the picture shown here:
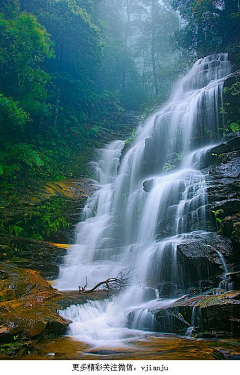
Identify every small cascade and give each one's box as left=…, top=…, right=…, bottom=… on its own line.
left=56, top=53, right=232, bottom=346
left=206, top=244, right=233, bottom=291
left=215, top=249, right=228, bottom=274
left=129, top=308, right=156, bottom=331
left=185, top=306, right=197, bottom=337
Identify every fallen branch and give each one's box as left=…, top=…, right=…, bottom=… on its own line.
left=78, top=270, right=131, bottom=294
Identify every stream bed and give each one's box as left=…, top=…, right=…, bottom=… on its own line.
left=21, top=334, right=240, bottom=360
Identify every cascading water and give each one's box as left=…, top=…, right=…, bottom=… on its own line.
left=56, top=53, right=232, bottom=346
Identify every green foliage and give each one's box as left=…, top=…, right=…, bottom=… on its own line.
left=163, top=152, right=184, bottom=172
left=0, top=93, right=29, bottom=131
left=9, top=225, right=24, bottom=236
left=0, top=11, right=53, bottom=112
left=0, top=0, right=128, bottom=193
left=174, top=152, right=184, bottom=163
left=8, top=144, right=44, bottom=169
left=229, top=123, right=240, bottom=132
left=228, top=82, right=240, bottom=96
left=163, top=162, right=175, bottom=172
left=211, top=209, right=224, bottom=233
left=221, top=80, right=240, bottom=134
left=125, top=129, right=137, bottom=145
left=0, top=143, right=44, bottom=180
left=171, top=0, right=240, bottom=59
left=0, top=0, right=180, bottom=241
left=0, top=196, right=70, bottom=240
left=0, top=342, right=24, bottom=356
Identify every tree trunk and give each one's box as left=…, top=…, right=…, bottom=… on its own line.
left=53, top=87, right=61, bottom=128
left=53, top=34, right=64, bottom=128
left=222, top=0, right=240, bottom=46
left=122, top=0, right=131, bottom=93
left=151, top=0, right=159, bottom=96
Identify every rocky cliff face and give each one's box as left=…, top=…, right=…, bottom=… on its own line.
left=206, top=133, right=240, bottom=257
left=153, top=69, right=240, bottom=338
left=154, top=130, right=240, bottom=338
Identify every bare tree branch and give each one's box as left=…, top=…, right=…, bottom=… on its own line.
left=78, top=270, right=131, bottom=294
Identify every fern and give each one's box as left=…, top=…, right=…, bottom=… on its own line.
left=230, top=123, right=240, bottom=132
left=7, top=143, right=44, bottom=168
left=0, top=144, right=45, bottom=181
left=9, top=225, right=23, bottom=236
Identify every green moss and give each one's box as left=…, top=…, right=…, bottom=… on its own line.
left=0, top=196, right=70, bottom=240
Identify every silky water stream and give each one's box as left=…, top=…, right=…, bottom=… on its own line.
left=56, top=53, right=232, bottom=349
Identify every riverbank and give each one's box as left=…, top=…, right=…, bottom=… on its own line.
left=0, top=75, right=240, bottom=358
left=0, top=111, right=142, bottom=358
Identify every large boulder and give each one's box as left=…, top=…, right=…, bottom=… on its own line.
left=155, top=291, right=240, bottom=338
left=177, top=240, right=222, bottom=285
left=176, top=234, right=236, bottom=291
left=0, top=262, right=70, bottom=345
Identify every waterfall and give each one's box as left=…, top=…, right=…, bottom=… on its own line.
left=56, top=53, right=231, bottom=346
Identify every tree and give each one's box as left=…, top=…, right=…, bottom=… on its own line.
left=171, top=0, right=240, bottom=58
left=132, top=0, right=180, bottom=100
left=0, top=5, right=53, bottom=138
left=20, top=0, right=103, bottom=129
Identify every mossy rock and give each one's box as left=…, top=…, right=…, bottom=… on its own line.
left=155, top=290, right=240, bottom=338
left=0, top=178, right=95, bottom=244
left=0, top=236, right=67, bottom=279
left=0, top=261, right=53, bottom=301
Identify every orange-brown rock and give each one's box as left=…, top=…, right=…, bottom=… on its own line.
left=0, top=262, right=70, bottom=342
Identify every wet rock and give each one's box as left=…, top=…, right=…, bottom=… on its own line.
left=0, top=236, right=66, bottom=280
left=210, top=143, right=232, bottom=156
left=178, top=241, right=213, bottom=260
left=178, top=235, right=233, bottom=266
left=227, top=136, right=240, bottom=151
left=176, top=233, right=238, bottom=291
left=203, top=134, right=240, bottom=169
left=211, top=153, right=240, bottom=180
left=225, top=272, right=240, bottom=289
left=57, top=290, right=114, bottom=310
left=155, top=291, right=240, bottom=338
left=232, top=221, right=240, bottom=253
left=0, top=262, right=70, bottom=344
left=177, top=240, right=225, bottom=287
left=209, top=136, right=240, bottom=155
left=221, top=214, right=240, bottom=240
left=206, top=145, right=240, bottom=234
left=143, top=179, right=154, bottom=193
left=204, top=140, right=240, bottom=265
left=210, top=199, right=240, bottom=217
left=223, top=131, right=240, bottom=142
left=207, top=233, right=234, bottom=259
left=206, top=153, right=240, bottom=210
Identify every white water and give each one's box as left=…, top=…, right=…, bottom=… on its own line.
left=56, top=53, right=231, bottom=346
left=185, top=306, right=197, bottom=337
